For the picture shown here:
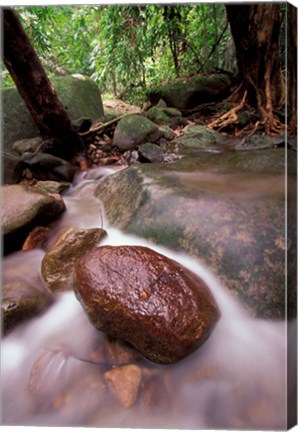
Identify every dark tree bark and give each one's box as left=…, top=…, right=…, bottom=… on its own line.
left=225, top=4, right=285, bottom=134
left=3, top=8, right=84, bottom=160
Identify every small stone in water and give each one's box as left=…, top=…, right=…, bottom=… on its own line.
left=104, top=364, right=142, bottom=408
left=22, top=226, right=51, bottom=251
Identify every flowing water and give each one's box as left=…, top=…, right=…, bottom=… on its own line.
left=1, top=167, right=289, bottom=429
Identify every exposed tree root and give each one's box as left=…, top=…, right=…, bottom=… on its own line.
left=208, top=91, right=247, bottom=131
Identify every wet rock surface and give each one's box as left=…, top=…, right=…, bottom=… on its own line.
left=42, top=226, right=107, bottom=292
left=93, top=149, right=296, bottom=319
left=20, top=152, right=78, bottom=182
left=2, top=184, right=66, bottom=255
left=74, top=245, right=220, bottom=364
left=104, top=364, right=142, bottom=408
left=2, top=250, right=54, bottom=334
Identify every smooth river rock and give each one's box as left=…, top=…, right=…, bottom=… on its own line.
left=2, top=184, right=66, bottom=255
left=2, top=250, right=54, bottom=334
left=42, top=226, right=107, bottom=292
left=74, top=245, right=220, bottom=364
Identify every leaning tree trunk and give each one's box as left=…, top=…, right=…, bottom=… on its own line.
left=3, top=8, right=83, bottom=160
left=225, top=4, right=285, bottom=134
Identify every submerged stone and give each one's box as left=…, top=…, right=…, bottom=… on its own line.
left=2, top=250, right=53, bottom=334
left=104, top=364, right=142, bottom=408
left=74, top=245, right=220, bottom=364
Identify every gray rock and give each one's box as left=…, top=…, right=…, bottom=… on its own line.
left=2, top=184, right=66, bottom=254
left=234, top=135, right=279, bottom=151
left=12, top=137, right=44, bottom=155
left=21, top=152, right=77, bottom=182
left=2, top=250, right=54, bottom=334
left=138, top=143, right=164, bottom=163
left=113, top=115, right=161, bottom=151
left=2, top=152, right=23, bottom=185
left=172, top=125, right=224, bottom=153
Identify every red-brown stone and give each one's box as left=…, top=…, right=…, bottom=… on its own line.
left=75, top=245, right=220, bottom=364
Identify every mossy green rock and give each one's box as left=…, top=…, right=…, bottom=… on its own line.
left=172, top=126, right=224, bottom=153
left=146, top=107, right=171, bottom=124
left=94, top=149, right=296, bottom=319
left=32, top=180, right=71, bottom=195
left=113, top=115, right=161, bottom=151
left=53, top=75, right=104, bottom=122
left=159, top=125, right=175, bottom=140
left=2, top=75, right=104, bottom=149
left=162, top=107, right=182, bottom=118
left=2, top=184, right=66, bottom=254
left=2, top=250, right=54, bottom=334
left=148, top=74, right=233, bottom=110
left=41, top=226, right=107, bottom=292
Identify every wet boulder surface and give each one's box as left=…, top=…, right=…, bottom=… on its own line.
left=2, top=184, right=66, bottom=255
left=94, top=149, right=296, bottom=319
left=41, top=226, right=107, bottom=292
left=74, top=245, right=220, bottom=364
left=2, top=250, right=54, bottom=334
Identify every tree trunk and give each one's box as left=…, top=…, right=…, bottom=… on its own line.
left=3, top=8, right=83, bottom=160
left=225, top=4, right=285, bottom=134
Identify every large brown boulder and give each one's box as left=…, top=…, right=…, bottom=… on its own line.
left=74, top=245, right=220, bottom=364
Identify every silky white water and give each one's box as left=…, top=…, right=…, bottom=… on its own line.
left=1, top=167, right=289, bottom=429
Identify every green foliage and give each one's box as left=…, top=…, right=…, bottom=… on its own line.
left=2, top=5, right=235, bottom=103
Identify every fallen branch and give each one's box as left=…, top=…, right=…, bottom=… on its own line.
left=79, top=111, right=140, bottom=137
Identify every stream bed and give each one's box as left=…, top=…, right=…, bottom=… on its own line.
left=1, top=166, right=291, bottom=429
